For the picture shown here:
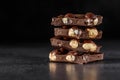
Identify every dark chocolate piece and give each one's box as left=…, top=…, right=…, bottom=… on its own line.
left=50, top=37, right=101, bottom=53
left=49, top=49, right=104, bottom=64
left=54, top=27, right=102, bottom=39
left=51, top=13, right=103, bottom=27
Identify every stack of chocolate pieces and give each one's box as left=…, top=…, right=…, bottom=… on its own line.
left=49, top=12, right=104, bottom=64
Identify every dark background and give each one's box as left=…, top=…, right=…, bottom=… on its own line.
left=0, top=1, right=120, bottom=80
left=0, top=0, right=120, bottom=43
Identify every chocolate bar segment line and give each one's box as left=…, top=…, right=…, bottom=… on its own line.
left=49, top=49, right=104, bottom=64
left=51, top=15, right=103, bottom=26
left=50, top=38, right=101, bottom=53
left=54, top=28, right=102, bottom=39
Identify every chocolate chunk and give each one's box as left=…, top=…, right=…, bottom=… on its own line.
left=54, top=28, right=102, bottom=39
left=51, top=13, right=103, bottom=27
left=49, top=49, right=104, bottom=64
left=50, top=37, right=101, bottom=53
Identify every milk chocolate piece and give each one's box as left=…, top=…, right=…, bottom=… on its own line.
left=51, top=13, right=103, bottom=27
left=54, top=28, right=102, bottom=39
left=49, top=49, right=104, bottom=64
left=50, top=37, right=101, bottom=53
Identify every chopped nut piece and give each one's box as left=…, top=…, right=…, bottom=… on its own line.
left=94, top=18, right=98, bottom=25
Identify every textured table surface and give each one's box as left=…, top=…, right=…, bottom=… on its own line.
left=0, top=40, right=120, bottom=80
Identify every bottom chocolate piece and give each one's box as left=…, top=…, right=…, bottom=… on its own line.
left=49, top=49, right=104, bottom=64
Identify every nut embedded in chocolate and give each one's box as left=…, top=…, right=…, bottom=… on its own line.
left=87, top=28, right=98, bottom=38
left=82, top=42, right=97, bottom=52
left=93, top=18, right=99, bottom=25
left=49, top=48, right=104, bottom=64
left=62, top=18, right=72, bottom=24
left=85, top=12, right=98, bottom=26
left=49, top=52, right=57, bottom=61
left=68, top=28, right=79, bottom=37
left=69, top=39, right=79, bottom=49
left=68, top=27, right=82, bottom=39
left=66, top=54, right=75, bottom=62
left=54, top=28, right=102, bottom=39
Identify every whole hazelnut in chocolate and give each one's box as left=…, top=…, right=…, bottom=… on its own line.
left=68, top=27, right=82, bottom=39
left=49, top=52, right=57, bottom=61
left=49, top=50, right=59, bottom=61
left=68, top=28, right=78, bottom=37
left=62, top=18, right=72, bottom=24
left=86, top=28, right=98, bottom=38
left=69, top=39, right=79, bottom=49
left=82, top=41, right=97, bottom=52
left=66, top=54, right=75, bottom=62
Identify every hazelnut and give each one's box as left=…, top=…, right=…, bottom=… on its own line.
left=86, top=18, right=93, bottom=26
left=62, top=18, right=68, bottom=24
left=93, top=18, right=98, bottom=25
left=82, top=42, right=97, bottom=52
left=66, top=55, right=75, bottom=62
left=49, top=52, right=56, bottom=61
left=68, top=28, right=82, bottom=38
left=68, top=28, right=78, bottom=37
left=85, top=12, right=98, bottom=26
left=62, top=18, right=72, bottom=24
left=87, top=28, right=98, bottom=38
left=69, top=39, right=79, bottom=48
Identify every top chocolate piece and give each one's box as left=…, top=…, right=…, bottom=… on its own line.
left=51, top=12, right=103, bottom=27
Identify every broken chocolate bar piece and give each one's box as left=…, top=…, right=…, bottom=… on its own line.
left=49, top=49, right=104, bottom=64
left=54, top=27, right=102, bottom=39
left=51, top=12, right=103, bottom=27
left=50, top=37, right=101, bottom=53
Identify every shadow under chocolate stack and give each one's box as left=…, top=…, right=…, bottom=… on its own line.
left=49, top=12, right=103, bottom=64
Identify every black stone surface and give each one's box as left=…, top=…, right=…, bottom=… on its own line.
left=0, top=40, right=120, bottom=80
